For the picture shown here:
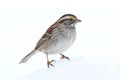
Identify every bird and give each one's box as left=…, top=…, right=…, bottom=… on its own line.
left=19, top=14, right=81, bottom=68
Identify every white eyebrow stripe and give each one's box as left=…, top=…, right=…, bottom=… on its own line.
left=59, top=16, right=72, bottom=21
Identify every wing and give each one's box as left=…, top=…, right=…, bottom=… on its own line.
left=34, top=22, right=59, bottom=50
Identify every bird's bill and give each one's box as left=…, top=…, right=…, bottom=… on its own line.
left=76, top=19, right=82, bottom=22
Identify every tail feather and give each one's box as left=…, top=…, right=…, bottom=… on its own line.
left=19, top=50, right=38, bottom=64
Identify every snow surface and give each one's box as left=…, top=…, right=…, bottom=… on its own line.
left=20, top=56, right=120, bottom=80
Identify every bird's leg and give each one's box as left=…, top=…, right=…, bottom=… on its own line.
left=46, top=54, right=55, bottom=68
left=60, top=53, right=70, bottom=60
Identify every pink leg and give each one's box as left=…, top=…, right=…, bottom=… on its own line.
left=46, top=54, right=55, bottom=68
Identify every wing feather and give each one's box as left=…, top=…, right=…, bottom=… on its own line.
left=34, top=22, right=59, bottom=50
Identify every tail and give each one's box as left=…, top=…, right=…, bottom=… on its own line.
left=19, top=50, right=38, bottom=64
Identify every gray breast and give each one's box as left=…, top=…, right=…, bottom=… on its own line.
left=43, top=26, right=76, bottom=54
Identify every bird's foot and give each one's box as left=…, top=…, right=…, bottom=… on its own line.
left=47, top=60, right=55, bottom=68
left=60, top=54, right=70, bottom=60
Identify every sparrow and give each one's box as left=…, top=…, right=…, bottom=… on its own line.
left=19, top=14, right=81, bottom=68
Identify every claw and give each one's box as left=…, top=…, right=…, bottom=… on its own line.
left=60, top=54, right=70, bottom=60
left=47, top=60, right=55, bottom=68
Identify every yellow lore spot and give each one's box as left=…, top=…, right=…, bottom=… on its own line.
left=71, top=16, right=77, bottom=20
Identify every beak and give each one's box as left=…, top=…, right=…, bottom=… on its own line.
left=76, top=19, right=82, bottom=22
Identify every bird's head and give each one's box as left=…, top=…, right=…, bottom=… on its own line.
left=58, top=14, right=81, bottom=26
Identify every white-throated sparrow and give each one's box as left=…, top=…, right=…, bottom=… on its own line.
left=19, top=14, right=81, bottom=68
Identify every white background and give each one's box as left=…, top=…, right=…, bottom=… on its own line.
left=0, top=0, right=120, bottom=80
